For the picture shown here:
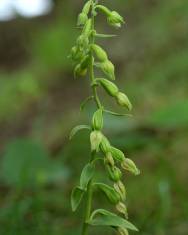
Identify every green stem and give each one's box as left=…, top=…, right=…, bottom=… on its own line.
left=81, top=2, right=102, bottom=235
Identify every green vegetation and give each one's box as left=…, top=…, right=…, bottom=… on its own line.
left=70, top=1, right=139, bottom=235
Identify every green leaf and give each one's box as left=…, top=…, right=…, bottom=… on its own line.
left=80, top=163, right=95, bottom=189
left=80, top=96, right=94, bottom=111
left=88, top=209, right=138, bottom=231
left=71, top=186, right=85, bottom=212
left=94, top=183, right=120, bottom=204
left=95, top=33, right=117, bottom=38
left=69, top=125, right=91, bottom=140
left=104, top=109, right=133, bottom=117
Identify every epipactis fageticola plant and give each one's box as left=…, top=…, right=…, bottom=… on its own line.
left=69, top=1, right=140, bottom=235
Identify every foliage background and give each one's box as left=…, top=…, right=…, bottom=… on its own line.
left=0, top=0, right=187, bottom=234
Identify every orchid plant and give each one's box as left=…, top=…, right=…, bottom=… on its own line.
left=69, top=1, right=140, bottom=235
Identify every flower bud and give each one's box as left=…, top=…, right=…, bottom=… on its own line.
left=115, top=92, right=132, bottom=111
left=118, top=227, right=129, bottom=235
left=90, top=130, right=103, bottom=152
left=77, top=12, right=88, bottom=26
left=106, top=165, right=122, bottom=182
left=110, top=146, right=125, bottom=162
left=74, top=55, right=90, bottom=78
left=92, top=108, right=103, bottom=130
left=99, top=60, right=115, bottom=80
left=114, top=181, right=126, bottom=201
left=74, top=64, right=87, bottom=78
left=92, top=44, right=108, bottom=62
left=70, top=46, right=82, bottom=61
left=121, top=158, right=140, bottom=176
left=116, top=202, right=128, bottom=218
left=104, top=152, right=114, bottom=166
left=100, top=135, right=111, bottom=153
left=107, top=11, right=125, bottom=28
left=77, top=35, right=89, bottom=48
left=82, top=1, right=91, bottom=15
left=80, top=55, right=90, bottom=69
left=83, top=19, right=92, bottom=36
left=96, top=78, right=119, bottom=97
left=110, top=191, right=121, bottom=205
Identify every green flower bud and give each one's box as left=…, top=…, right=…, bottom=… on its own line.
left=77, top=35, right=89, bottom=48
left=110, top=146, right=125, bottom=162
left=90, top=130, right=103, bottom=152
left=106, top=165, right=122, bottom=182
left=74, top=55, right=90, bottom=78
left=99, top=60, right=115, bottom=80
left=121, top=158, right=140, bottom=176
left=74, top=64, right=87, bottom=78
left=107, top=11, right=125, bottom=28
left=70, top=46, right=81, bottom=61
left=83, top=19, right=92, bottom=36
left=82, top=1, right=91, bottom=15
left=80, top=55, right=90, bottom=69
left=114, top=181, right=126, bottom=201
left=104, top=152, right=114, bottom=166
left=96, top=78, right=119, bottom=97
left=116, top=202, right=128, bottom=218
left=115, top=92, right=132, bottom=111
left=118, top=227, right=129, bottom=235
left=100, top=135, right=111, bottom=153
left=110, top=190, right=121, bottom=205
left=77, top=12, right=88, bottom=26
left=92, top=108, right=103, bottom=130
left=92, top=44, right=108, bottom=62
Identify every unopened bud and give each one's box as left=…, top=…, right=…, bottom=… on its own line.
left=104, top=152, right=114, bottom=166
left=77, top=35, right=89, bottom=48
left=92, top=44, right=108, bottom=62
left=82, top=1, right=91, bottom=15
left=74, top=55, right=90, bottom=78
left=77, top=12, right=88, bottom=26
left=92, top=108, right=103, bottom=130
left=80, top=55, right=90, bottom=69
left=100, top=135, right=111, bottom=153
left=121, top=158, right=140, bottom=176
left=117, top=227, right=129, bottom=235
left=106, top=165, right=122, bottom=182
left=114, top=181, right=126, bottom=201
left=107, top=11, right=125, bottom=28
left=83, top=19, right=92, bottom=36
left=99, top=60, right=115, bottom=80
left=96, top=78, right=119, bottom=97
left=116, top=202, right=128, bottom=218
left=115, top=92, right=132, bottom=111
left=110, top=146, right=125, bottom=162
left=74, top=64, right=87, bottom=78
left=90, top=130, right=103, bottom=152
left=70, top=46, right=82, bottom=61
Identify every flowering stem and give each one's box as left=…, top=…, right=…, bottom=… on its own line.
left=81, top=1, right=101, bottom=235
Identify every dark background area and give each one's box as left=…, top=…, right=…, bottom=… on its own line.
left=0, top=0, right=188, bottom=234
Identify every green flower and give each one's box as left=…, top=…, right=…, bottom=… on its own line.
left=107, top=11, right=125, bottom=28
left=77, top=12, right=88, bottom=26
left=115, top=92, right=132, bottom=111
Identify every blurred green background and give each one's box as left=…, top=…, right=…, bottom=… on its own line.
left=0, top=0, right=187, bottom=234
